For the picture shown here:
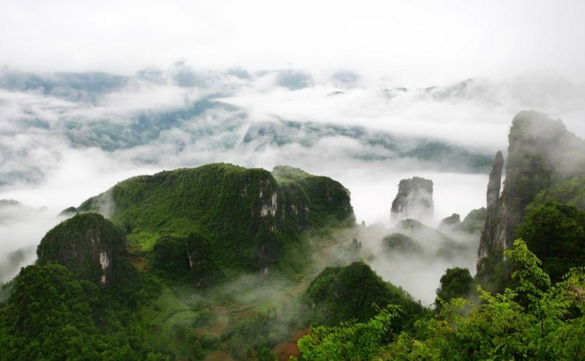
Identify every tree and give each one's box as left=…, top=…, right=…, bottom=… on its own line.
left=294, top=306, right=400, bottom=361
left=517, top=200, right=585, bottom=282
left=435, top=267, right=474, bottom=310
left=296, top=240, right=585, bottom=361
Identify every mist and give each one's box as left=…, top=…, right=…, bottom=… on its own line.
left=2, top=3, right=585, bottom=359
left=0, top=201, right=58, bottom=282
left=2, top=64, right=585, bottom=304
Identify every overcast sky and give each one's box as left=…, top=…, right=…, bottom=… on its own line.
left=1, top=0, right=585, bottom=87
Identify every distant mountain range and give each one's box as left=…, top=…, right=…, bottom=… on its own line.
left=7, top=66, right=584, bottom=189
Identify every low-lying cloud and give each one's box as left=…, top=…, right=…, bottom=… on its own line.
left=1, top=66, right=584, bottom=301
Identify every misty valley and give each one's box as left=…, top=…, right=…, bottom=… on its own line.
left=2, top=68, right=585, bottom=360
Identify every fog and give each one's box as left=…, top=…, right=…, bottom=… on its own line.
left=1, top=1, right=585, bottom=308
left=2, top=66, right=585, bottom=305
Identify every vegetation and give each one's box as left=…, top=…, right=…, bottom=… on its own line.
left=517, top=200, right=585, bottom=282
left=477, top=110, right=585, bottom=291
left=532, top=174, right=585, bottom=211
left=76, top=164, right=355, bottom=284
left=5, top=145, right=585, bottom=360
left=0, top=163, right=362, bottom=360
left=272, top=165, right=355, bottom=227
left=382, top=233, right=423, bottom=254
left=36, top=213, right=137, bottom=288
left=386, top=219, right=471, bottom=261
left=149, top=233, right=223, bottom=287
left=435, top=267, right=474, bottom=308
left=294, top=306, right=401, bottom=361
left=457, top=207, right=487, bottom=234
left=296, top=240, right=585, bottom=361
left=0, top=264, right=166, bottom=360
left=304, top=261, right=426, bottom=332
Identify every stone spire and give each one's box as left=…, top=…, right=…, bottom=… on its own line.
left=477, top=151, right=504, bottom=265
left=391, top=177, right=434, bottom=222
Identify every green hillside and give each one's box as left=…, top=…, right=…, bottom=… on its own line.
left=76, top=163, right=355, bottom=282
left=4, top=107, right=585, bottom=361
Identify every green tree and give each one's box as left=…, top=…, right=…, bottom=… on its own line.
left=0, top=264, right=147, bottom=360
left=305, top=261, right=424, bottom=330
left=295, top=306, right=400, bottom=361
left=435, top=267, right=474, bottom=310
left=296, top=240, right=585, bottom=361
left=517, top=200, right=585, bottom=282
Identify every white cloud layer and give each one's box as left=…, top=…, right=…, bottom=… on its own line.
left=1, top=1, right=585, bottom=301
left=1, top=1, right=585, bottom=86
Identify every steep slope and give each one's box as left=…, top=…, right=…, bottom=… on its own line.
left=37, top=213, right=135, bottom=287
left=74, top=163, right=355, bottom=282
left=390, top=177, right=434, bottom=222
left=272, top=165, right=355, bottom=227
left=477, top=151, right=504, bottom=262
left=477, top=111, right=585, bottom=288
left=439, top=207, right=487, bottom=237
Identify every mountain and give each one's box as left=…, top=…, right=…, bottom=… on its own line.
left=0, top=163, right=359, bottom=359
left=439, top=208, right=487, bottom=236
left=477, top=110, right=585, bottom=289
left=383, top=219, right=473, bottom=262
left=3, top=109, right=585, bottom=359
left=0, top=67, right=514, bottom=190
left=72, top=163, right=354, bottom=284
left=37, top=212, right=136, bottom=287
left=304, top=261, right=425, bottom=330
left=390, top=177, right=434, bottom=222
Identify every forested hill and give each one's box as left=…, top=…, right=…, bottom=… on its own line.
left=291, top=111, right=585, bottom=361
left=73, top=163, right=355, bottom=283
left=0, top=163, right=359, bottom=360
left=3, top=111, right=585, bottom=360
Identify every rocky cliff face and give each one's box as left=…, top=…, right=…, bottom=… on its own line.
left=477, top=151, right=504, bottom=262
left=477, top=111, right=585, bottom=283
left=391, top=177, right=434, bottom=222
left=36, top=213, right=131, bottom=286
left=273, top=165, right=354, bottom=227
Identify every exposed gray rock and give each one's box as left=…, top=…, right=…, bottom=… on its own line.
left=391, top=177, right=434, bottom=222
left=477, top=150, right=504, bottom=265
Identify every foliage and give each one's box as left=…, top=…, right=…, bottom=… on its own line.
left=435, top=267, right=474, bottom=309
left=273, top=165, right=355, bottom=227
left=517, top=200, right=585, bottom=282
left=149, top=232, right=223, bottom=287
left=297, top=175, right=355, bottom=227
left=382, top=233, right=423, bottom=255
left=294, top=306, right=401, bottom=361
left=77, top=164, right=355, bottom=283
left=415, top=240, right=578, bottom=360
left=36, top=213, right=139, bottom=291
left=533, top=175, right=585, bottom=211
left=296, top=240, right=585, bottom=361
left=224, top=309, right=284, bottom=360
left=0, top=264, right=159, bottom=360
left=304, top=261, right=425, bottom=331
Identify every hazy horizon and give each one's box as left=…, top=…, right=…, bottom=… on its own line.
left=2, top=0, right=585, bottom=86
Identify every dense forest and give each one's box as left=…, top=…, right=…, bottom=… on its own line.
left=2, top=110, right=585, bottom=360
